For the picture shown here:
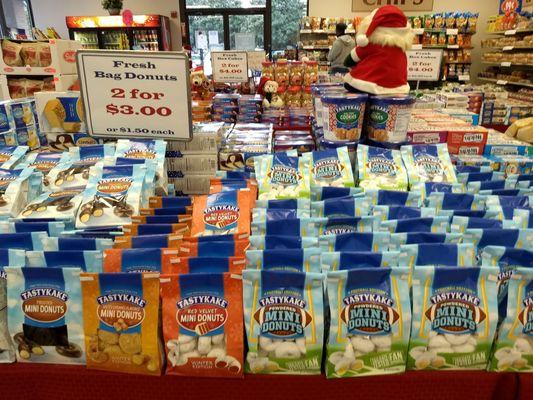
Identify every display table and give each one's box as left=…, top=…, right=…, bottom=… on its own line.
left=0, top=364, right=527, bottom=400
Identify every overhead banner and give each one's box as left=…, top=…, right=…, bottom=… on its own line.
left=352, top=0, right=434, bottom=12
left=77, top=50, right=192, bottom=141
left=211, top=51, right=249, bottom=83
left=406, top=49, right=442, bottom=81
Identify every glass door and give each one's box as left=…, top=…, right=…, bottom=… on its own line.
left=229, top=14, right=264, bottom=50
left=72, top=30, right=99, bottom=49
left=100, top=29, right=129, bottom=50
left=132, top=28, right=159, bottom=51
left=188, top=15, right=224, bottom=75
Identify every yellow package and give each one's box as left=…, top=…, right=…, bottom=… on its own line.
left=80, top=272, right=162, bottom=375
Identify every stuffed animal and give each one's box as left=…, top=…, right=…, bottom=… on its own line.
left=505, top=117, right=533, bottom=144
left=271, top=85, right=285, bottom=108
left=257, top=77, right=279, bottom=108
left=190, top=67, right=211, bottom=100
left=344, top=5, right=414, bottom=95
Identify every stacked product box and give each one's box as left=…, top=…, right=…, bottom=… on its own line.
left=273, top=129, right=316, bottom=155
left=466, top=92, right=483, bottom=114
left=481, top=98, right=532, bottom=125
left=165, top=122, right=224, bottom=195
left=238, top=95, right=262, bottom=123
left=436, top=92, right=469, bottom=109
left=212, top=94, right=240, bottom=123
left=484, top=129, right=533, bottom=157
left=191, top=100, right=212, bottom=123
left=440, top=108, right=479, bottom=125
left=0, top=98, right=42, bottom=149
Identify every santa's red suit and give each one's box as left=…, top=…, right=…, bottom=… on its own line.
left=344, top=5, right=413, bottom=95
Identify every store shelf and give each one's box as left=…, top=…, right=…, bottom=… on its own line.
left=482, top=62, right=533, bottom=67
left=300, top=30, right=355, bottom=34
left=482, top=46, right=533, bottom=51
left=444, top=61, right=472, bottom=64
left=486, top=28, right=533, bottom=35
left=478, top=77, right=533, bottom=89
left=0, top=363, right=525, bottom=400
left=301, top=46, right=330, bottom=50
left=415, top=45, right=474, bottom=50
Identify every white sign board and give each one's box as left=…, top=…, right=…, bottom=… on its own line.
left=195, top=31, right=208, bottom=50
left=247, top=50, right=266, bottom=71
left=208, top=31, right=219, bottom=46
left=77, top=50, right=192, bottom=141
left=234, top=33, right=255, bottom=50
left=406, top=49, right=443, bottom=81
left=211, top=51, right=248, bottom=83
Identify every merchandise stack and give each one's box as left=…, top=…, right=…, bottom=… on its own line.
left=0, top=98, right=43, bottom=148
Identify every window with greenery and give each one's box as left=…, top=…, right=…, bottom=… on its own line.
left=271, top=0, right=306, bottom=51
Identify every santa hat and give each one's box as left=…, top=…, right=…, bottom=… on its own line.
left=357, top=5, right=408, bottom=47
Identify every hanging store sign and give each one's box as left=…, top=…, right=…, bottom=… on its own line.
left=77, top=50, right=192, bottom=141
left=211, top=51, right=249, bottom=83
left=352, top=0, right=434, bottom=12
left=406, top=49, right=442, bottom=81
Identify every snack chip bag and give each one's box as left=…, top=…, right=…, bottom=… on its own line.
left=0, top=146, right=28, bottom=169
left=253, top=208, right=310, bottom=222
left=80, top=272, right=162, bottom=375
left=372, top=205, right=422, bottom=223
left=311, top=186, right=363, bottom=201
left=357, top=145, right=408, bottom=191
left=408, top=266, right=499, bottom=370
left=302, top=147, right=355, bottom=188
left=255, top=198, right=310, bottom=210
left=388, top=233, right=462, bottom=251
left=311, top=197, right=370, bottom=218
left=25, top=250, right=102, bottom=272
left=319, top=232, right=391, bottom=252
left=321, top=251, right=399, bottom=271
left=463, top=229, right=533, bottom=250
left=362, top=189, right=421, bottom=207
left=0, top=221, right=64, bottom=236
left=113, top=233, right=183, bottom=249
left=485, top=195, right=532, bottom=210
left=326, top=267, right=411, bottom=377
left=42, top=237, right=113, bottom=251
left=0, top=232, right=46, bottom=250
left=166, top=256, right=245, bottom=274
left=161, top=273, right=244, bottom=377
left=103, top=248, right=180, bottom=273
left=122, top=223, right=189, bottom=237
left=257, top=153, right=310, bottom=200
left=399, top=243, right=476, bottom=267
left=450, top=216, right=517, bottom=232
left=426, top=193, right=485, bottom=211
left=481, top=246, right=533, bottom=321
left=249, top=235, right=318, bottom=250
left=191, top=189, right=251, bottom=237
left=246, top=249, right=321, bottom=272
left=379, top=217, right=449, bottom=234
left=457, top=171, right=506, bottom=184
left=243, top=270, right=324, bottom=374
left=401, top=144, right=457, bottom=189
left=490, top=268, right=533, bottom=372
left=0, top=167, right=38, bottom=218
left=6, top=267, right=85, bottom=364
left=76, top=165, right=146, bottom=229
left=177, top=240, right=249, bottom=258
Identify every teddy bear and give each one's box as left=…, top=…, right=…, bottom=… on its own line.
left=505, top=117, right=533, bottom=144
left=190, top=67, right=211, bottom=100
left=257, top=77, right=280, bottom=108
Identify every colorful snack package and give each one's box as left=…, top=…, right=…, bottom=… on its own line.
left=69, top=144, right=115, bottom=163
left=304, top=217, right=375, bottom=236
left=357, top=145, right=408, bottom=191
left=311, top=197, right=370, bottom=218
left=0, top=232, right=46, bottom=250
left=18, top=186, right=85, bottom=222
left=481, top=246, right=533, bottom=321
left=401, top=144, right=457, bottom=189
left=302, top=147, right=355, bottom=188
left=6, top=267, right=85, bottom=364
left=103, top=248, right=179, bottom=273
left=249, top=235, right=318, bottom=250
left=182, top=233, right=249, bottom=244
left=372, top=205, right=422, bottom=223
left=243, top=270, right=325, bottom=374
left=0, top=167, right=38, bottom=218
left=311, top=186, right=364, bottom=201
left=0, top=221, right=64, bottom=236
left=467, top=177, right=517, bottom=193
left=257, top=153, right=311, bottom=200
left=140, top=206, right=192, bottom=216
left=420, top=182, right=465, bottom=200
left=435, top=209, right=501, bottom=219
left=455, top=165, right=493, bottom=174
left=255, top=198, right=310, bottom=210
left=0, top=146, right=28, bottom=169
left=321, top=251, right=399, bottom=271
left=463, top=229, right=533, bottom=250
left=209, top=179, right=258, bottom=209
left=426, top=193, right=485, bottom=211
left=389, top=232, right=462, bottom=251
left=480, top=189, right=532, bottom=197
left=485, top=195, right=532, bottom=209
left=177, top=240, right=249, bottom=257
left=41, top=237, right=113, bottom=251
left=25, top=250, right=103, bottom=272
left=161, top=273, right=244, bottom=377
left=485, top=206, right=530, bottom=221
left=80, top=272, right=162, bottom=375
left=407, top=266, right=499, bottom=370
left=246, top=249, right=321, bottom=272
left=46, top=161, right=95, bottom=191
left=319, top=232, right=391, bottom=252
left=166, top=257, right=245, bottom=274
left=253, top=208, right=310, bottom=222
left=216, top=170, right=255, bottom=179
left=457, top=171, right=506, bottom=184
left=379, top=217, right=450, bottom=234
left=490, top=268, right=533, bottom=372
left=326, top=267, right=411, bottom=377
left=450, top=216, right=517, bottom=232
left=362, top=189, right=422, bottom=207
left=149, top=196, right=192, bottom=208
left=512, top=209, right=533, bottom=229
left=19, top=151, right=71, bottom=178
left=113, top=233, right=183, bottom=249
left=398, top=243, right=476, bottom=267
left=131, top=214, right=192, bottom=225
left=122, top=223, right=190, bottom=237
left=191, top=189, right=251, bottom=237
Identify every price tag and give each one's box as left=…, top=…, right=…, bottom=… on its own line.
left=446, top=28, right=459, bottom=35
left=211, top=51, right=248, bottom=83
left=406, top=49, right=443, bottom=81
left=504, top=29, right=517, bottom=35
left=496, top=80, right=508, bottom=85
left=502, top=46, right=514, bottom=51
left=447, top=44, right=459, bottom=49
left=76, top=50, right=192, bottom=141
left=501, top=61, right=512, bottom=67
left=458, top=74, right=470, bottom=81
left=411, top=44, right=423, bottom=50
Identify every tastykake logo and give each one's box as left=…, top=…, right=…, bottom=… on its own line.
left=426, top=291, right=485, bottom=334
left=268, top=165, right=301, bottom=186
left=313, top=158, right=343, bottom=180
left=124, top=149, right=157, bottom=159
left=518, top=295, right=533, bottom=335
left=255, top=296, right=312, bottom=337
left=336, top=109, right=359, bottom=125
left=97, top=178, right=133, bottom=194
left=370, top=109, right=388, bottom=124
left=341, top=292, right=399, bottom=335
left=21, top=288, right=69, bottom=323
left=176, top=295, right=228, bottom=335
left=203, top=204, right=240, bottom=229
left=367, top=157, right=398, bottom=175
left=96, top=293, right=146, bottom=329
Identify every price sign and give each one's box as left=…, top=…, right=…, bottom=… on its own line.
left=211, top=51, right=248, bottom=83
left=407, top=49, right=443, bottom=81
left=77, top=50, right=192, bottom=140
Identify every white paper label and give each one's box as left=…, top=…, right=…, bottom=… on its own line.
left=504, top=29, right=517, bottom=35
left=446, top=29, right=459, bottom=35
left=211, top=51, right=249, bottom=83
left=501, top=62, right=512, bottom=67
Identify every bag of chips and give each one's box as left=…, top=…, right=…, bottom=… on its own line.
left=177, top=240, right=249, bottom=257
left=255, top=198, right=310, bottom=210
left=426, top=193, right=485, bottom=211
left=246, top=249, right=321, bottom=272
left=401, top=144, right=457, bottom=189
left=407, top=266, right=499, bottom=370
left=166, top=257, right=246, bottom=274
left=450, top=216, right=517, bottom=232
left=249, top=235, right=318, bottom=250
left=379, top=217, right=449, bottom=233
left=326, top=268, right=411, bottom=377
left=399, top=243, right=476, bottom=267
left=311, top=186, right=364, bottom=201
left=302, top=147, right=355, bottom=188
left=357, top=145, right=408, bottom=191
left=191, top=189, right=251, bottom=237
left=42, top=237, right=113, bottom=251
left=362, top=189, right=421, bottom=207
left=6, top=267, right=85, bottom=364
left=243, top=270, right=325, bottom=374
left=253, top=208, right=310, bottom=222
left=319, top=232, right=391, bottom=252
left=321, top=251, right=399, bottom=271
left=113, top=233, right=183, bottom=249
left=455, top=165, right=493, bottom=174
left=435, top=209, right=501, bottom=219
left=388, top=232, right=462, bottom=251
left=80, top=272, right=162, bottom=375
left=311, top=197, right=370, bottom=218
left=257, top=153, right=310, bottom=200
left=161, top=272, right=244, bottom=377
left=103, top=248, right=179, bottom=273
left=25, top=251, right=103, bottom=272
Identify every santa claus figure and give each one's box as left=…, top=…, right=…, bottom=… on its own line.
left=344, top=5, right=414, bottom=95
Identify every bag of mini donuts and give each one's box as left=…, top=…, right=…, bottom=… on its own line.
left=160, top=272, right=244, bottom=377
left=5, top=266, right=85, bottom=364
left=18, top=186, right=84, bottom=222
left=0, top=221, right=65, bottom=236
left=165, top=256, right=245, bottom=274
left=0, top=145, right=28, bottom=169
left=103, top=248, right=180, bottom=273
left=0, top=167, right=40, bottom=218
left=76, top=164, right=147, bottom=229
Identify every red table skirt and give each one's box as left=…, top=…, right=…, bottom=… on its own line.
left=0, top=364, right=529, bottom=400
